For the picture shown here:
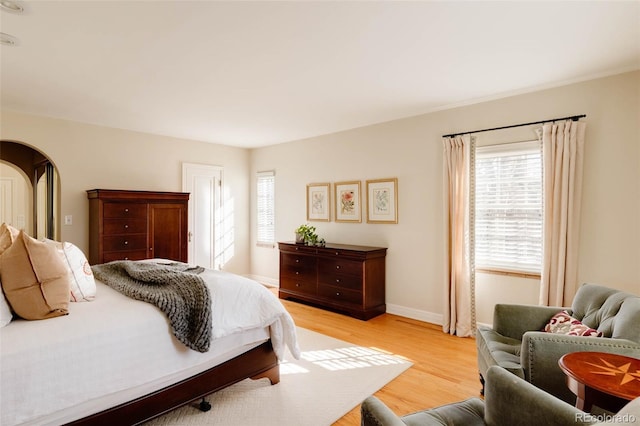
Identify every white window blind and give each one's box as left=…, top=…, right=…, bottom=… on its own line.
left=475, top=140, right=542, bottom=274
left=257, top=171, right=275, bottom=246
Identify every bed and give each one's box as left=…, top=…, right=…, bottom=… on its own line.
left=0, top=260, right=300, bottom=426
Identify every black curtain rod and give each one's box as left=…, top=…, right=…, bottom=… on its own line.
left=442, top=114, right=586, bottom=138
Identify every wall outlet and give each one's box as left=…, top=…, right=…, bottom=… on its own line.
left=64, top=215, right=73, bottom=225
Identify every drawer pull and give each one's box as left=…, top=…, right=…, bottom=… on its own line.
left=295, top=272, right=299, bottom=275
left=335, top=251, right=339, bottom=255
left=295, top=259, right=300, bottom=263
left=335, top=279, right=340, bottom=283
left=336, top=265, right=340, bottom=269
left=336, top=292, right=341, bottom=296
left=296, top=283, right=301, bottom=287
left=124, top=224, right=129, bottom=229
left=124, top=208, right=129, bottom=213
left=124, top=257, right=129, bottom=260
left=124, top=241, right=128, bottom=245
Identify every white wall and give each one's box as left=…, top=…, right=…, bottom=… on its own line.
left=0, top=112, right=252, bottom=275
left=250, top=71, right=640, bottom=325
left=2, top=71, right=637, bottom=325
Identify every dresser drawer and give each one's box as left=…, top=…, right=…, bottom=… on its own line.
left=102, top=250, right=148, bottom=262
left=281, top=254, right=317, bottom=276
left=318, top=273, right=362, bottom=291
left=279, top=244, right=318, bottom=255
left=318, top=285, right=362, bottom=305
left=317, top=247, right=368, bottom=260
left=103, top=235, right=147, bottom=252
left=103, top=218, right=147, bottom=235
left=318, top=258, right=362, bottom=277
left=104, top=203, right=147, bottom=219
left=280, top=277, right=317, bottom=296
left=281, top=268, right=317, bottom=282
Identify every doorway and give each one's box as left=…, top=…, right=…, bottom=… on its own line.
left=182, top=163, right=223, bottom=269
left=0, top=141, right=60, bottom=239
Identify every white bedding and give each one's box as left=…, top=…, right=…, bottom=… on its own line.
left=0, top=264, right=299, bottom=426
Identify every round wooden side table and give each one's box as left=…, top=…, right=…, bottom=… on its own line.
left=558, top=351, right=640, bottom=412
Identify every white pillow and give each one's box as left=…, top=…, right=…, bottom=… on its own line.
left=43, top=239, right=96, bottom=302
left=0, top=286, right=12, bottom=327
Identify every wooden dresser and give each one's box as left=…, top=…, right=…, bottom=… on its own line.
left=87, top=189, right=189, bottom=265
left=278, top=241, right=387, bottom=320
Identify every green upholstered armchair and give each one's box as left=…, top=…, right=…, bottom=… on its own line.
left=476, top=283, right=640, bottom=405
left=360, top=366, right=640, bottom=426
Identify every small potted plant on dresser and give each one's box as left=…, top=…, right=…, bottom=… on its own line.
left=294, top=224, right=325, bottom=246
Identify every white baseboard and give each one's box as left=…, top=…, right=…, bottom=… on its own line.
left=246, top=274, right=279, bottom=287
left=243, top=279, right=447, bottom=327
left=476, top=320, right=492, bottom=329
left=386, top=303, right=443, bottom=326
left=387, top=305, right=490, bottom=331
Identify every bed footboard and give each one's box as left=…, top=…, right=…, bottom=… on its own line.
left=251, top=364, right=280, bottom=385
left=65, top=339, right=278, bottom=426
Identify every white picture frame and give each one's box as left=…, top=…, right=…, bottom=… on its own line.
left=307, top=183, right=331, bottom=221
left=366, top=178, right=398, bottom=224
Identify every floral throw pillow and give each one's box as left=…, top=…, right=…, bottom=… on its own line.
left=42, top=239, right=96, bottom=302
left=544, top=310, right=603, bottom=337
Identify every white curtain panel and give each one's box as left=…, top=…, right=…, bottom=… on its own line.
left=442, top=135, right=474, bottom=337
left=539, top=120, right=586, bottom=306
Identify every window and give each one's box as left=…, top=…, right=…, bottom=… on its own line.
left=257, top=171, right=275, bottom=247
left=474, top=140, right=542, bottom=275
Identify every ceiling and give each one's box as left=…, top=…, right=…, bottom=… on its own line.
left=1, top=1, right=639, bottom=148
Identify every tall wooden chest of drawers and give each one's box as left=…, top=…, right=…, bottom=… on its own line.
left=87, top=189, right=189, bottom=265
left=278, top=242, right=387, bottom=320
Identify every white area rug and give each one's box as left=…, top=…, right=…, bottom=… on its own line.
left=145, top=327, right=412, bottom=426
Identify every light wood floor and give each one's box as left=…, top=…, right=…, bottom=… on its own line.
left=275, top=294, right=482, bottom=425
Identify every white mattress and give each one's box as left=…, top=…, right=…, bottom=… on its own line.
left=0, top=265, right=299, bottom=426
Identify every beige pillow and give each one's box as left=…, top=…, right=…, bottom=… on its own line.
left=0, top=231, right=70, bottom=320
left=0, top=222, right=20, bottom=256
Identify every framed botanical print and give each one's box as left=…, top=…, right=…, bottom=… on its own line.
left=366, top=178, right=398, bottom=224
left=307, top=183, right=331, bottom=221
left=334, top=181, right=361, bottom=223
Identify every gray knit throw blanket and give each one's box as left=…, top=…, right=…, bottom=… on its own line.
left=92, top=261, right=212, bottom=352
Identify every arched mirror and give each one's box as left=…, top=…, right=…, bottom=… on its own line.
left=0, top=140, right=60, bottom=240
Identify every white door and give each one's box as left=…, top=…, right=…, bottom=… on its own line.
left=0, top=178, right=15, bottom=226
left=182, top=163, right=222, bottom=269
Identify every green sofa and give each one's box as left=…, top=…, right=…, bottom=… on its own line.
left=361, top=365, right=640, bottom=426
left=476, top=283, right=640, bottom=404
